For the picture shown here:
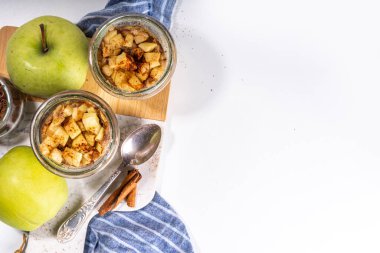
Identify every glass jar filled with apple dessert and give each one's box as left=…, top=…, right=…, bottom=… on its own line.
left=30, top=90, right=120, bottom=178
left=89, top=13, right=176, bottom=99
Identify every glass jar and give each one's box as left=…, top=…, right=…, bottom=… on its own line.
left=0, top=77, right=25, bottom=139
left=30, top=90, right=120, bottom=178
left=89, top=13, right=177, bottom=99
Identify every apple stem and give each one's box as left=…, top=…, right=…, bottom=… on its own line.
left=39, top=24, right=48, bottom=53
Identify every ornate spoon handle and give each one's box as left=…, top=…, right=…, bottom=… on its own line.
left=57, top=164, right=123, bottom=243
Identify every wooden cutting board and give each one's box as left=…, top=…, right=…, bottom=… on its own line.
left=0, top=26, right=170, bottom=121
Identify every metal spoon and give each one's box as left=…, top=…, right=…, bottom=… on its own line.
left=57, top=124, right=161, bottom=243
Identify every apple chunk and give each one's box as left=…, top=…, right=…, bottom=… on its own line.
left=138, top=42, right=157, bottom=52
left=62, top=147, right=82, bottom=167
left=52, top=126, right=70, bottom=147
left=95, top=127, right=105, bottom=142
left=71, top=134, right=88, bottom=151
left=84, top=133, right=96, bottom=146
left=49, top=148, right=63, bottom=164
left=124, top=33, right=134, bottom=48
left=134, top=32, right=149, bottom=44
left=42, top=136, right=59, bottom=149
left=72, top=107, right=84, bottom=121
left=63, top=118, right=82, bottom=139
left=144, top=52, right=161, bottom=62
left=82, top=113, right=101, bottom=135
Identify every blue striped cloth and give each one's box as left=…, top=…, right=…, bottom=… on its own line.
left=84, top=193, right=194, bottom=253
left=77, top=0, right=176, bottom=37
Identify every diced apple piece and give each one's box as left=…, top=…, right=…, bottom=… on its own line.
left=93, top=150, right=101, bottom=161
left=72, top=134, right=89, bottom=153
left=128, top=74, right=143, bottom=89
left=62, top=147, right=82, bottom=167
left=52, top=126, right=70, bottom=147
left=116, top=52, right=135, bottom=70
left=110, top=33, right=124, bottom=48
left=82, top=113, right=101, bottom=135
left=84, top=132, right=96, bottom=146
left=150, top=67, right=164, bottom=79
left=51, top=105, right=65, bottom=124
left=114, top=70, right=127, bottom=87
left=95, top=127, right=105, bottom=142
left=103, top=30, right=118, bottom=43
left=149, top=61, right=160, bottom=69
left=136, top=72, right=149, bottom=81
left=138, top=42, right=157, bottom=52
left=111, top=70, right=117, bottom=82
left=138, top=62, right=150, bottom=74
left=42, top=136, right=59, bottom=149
left=72, top=107, right=84, bottom=121
left=50, top=148, right=63, bottom=164
left=63, top=105, right=73, bottom=117
left=129, top=74, right=142, bottom=85
left=81, top=156, right=92, bottom=166
left=116, top=52, right=128, bottom=69
left=81, top=150, right=94, bottom=166
left=124, top=33, right=134, bottom=48
left=134, top=32, right=149, bottom=44
left=102, top=44, right=114, bottom=58
left=96, top=142, right=103, bottom=154
left=144, top=52, right=161, bottom=62
left=83, top=152, right=92, bottom=163
left=78, top=104, right=88, bottom=112
left=72, top=134, right=88, bottom=147
left=108, top=56, right=117, bottom=69
left=46, top=123, right=59, bottom=137
left=39, top=143, right=50, bottom=156
left=112, top=48, right=121, bottom=56
left=87, top=107, right=96, bottom=113
left=51, top=116, right=65, bottom=126
left=119, top=83, right=136, bottom=92
left=77, top=121, right=86, bottom=132
left=102, top=65, right=113, bottom=76
left=115, top=81, right=128, bottom=90
left=64, top=118, right=82, bottom=139
left=130, top=28, right=140, bottom=36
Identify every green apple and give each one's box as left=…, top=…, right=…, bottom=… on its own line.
left=0, top=146, right=68, bottom=231
left=6, top=16, right=88, bottom=97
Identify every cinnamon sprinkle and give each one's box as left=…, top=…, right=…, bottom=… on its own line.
left=0, top=87, right=7, bottom=120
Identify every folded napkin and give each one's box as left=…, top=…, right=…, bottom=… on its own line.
left=84, top=193, right=194, bottom=253
left=77, top=0, right=176, bottom=37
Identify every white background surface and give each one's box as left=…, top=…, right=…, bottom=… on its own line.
left=1, top=0, right=380, bottom=252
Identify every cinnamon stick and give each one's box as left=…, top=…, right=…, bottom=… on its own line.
left=98, top=169, right=138, bottom=216
left=126, top=185, right=137, bottom=207
left=112, top=173, right=141, bottom=209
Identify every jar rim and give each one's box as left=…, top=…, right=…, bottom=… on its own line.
left=30, top=90, right=120, bottom=178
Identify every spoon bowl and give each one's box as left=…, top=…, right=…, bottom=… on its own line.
left=121, top=124, right=161, bottom=165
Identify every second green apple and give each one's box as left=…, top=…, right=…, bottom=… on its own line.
left=6, top=16, right=89, bottom=97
